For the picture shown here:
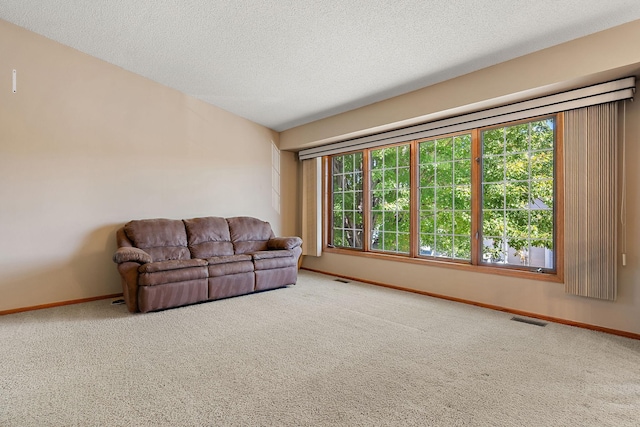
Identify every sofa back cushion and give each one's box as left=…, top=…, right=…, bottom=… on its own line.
left=227, top=216, right=275, bottom=254
left=184, top=217, right=234, bottom=258
left=124, top=219, right=190, bottom=262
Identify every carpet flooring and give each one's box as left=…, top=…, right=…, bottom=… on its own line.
left=1, top=270, right=639, bottom=426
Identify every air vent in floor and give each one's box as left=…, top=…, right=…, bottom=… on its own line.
left=511, top=316, right=547, bottom=327
left=334, top=279, right=350, bottom=283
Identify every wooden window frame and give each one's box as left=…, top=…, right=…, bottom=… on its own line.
left=323, top=114, right=564, bottom=283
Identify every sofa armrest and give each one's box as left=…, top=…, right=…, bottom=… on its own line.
left=112, top=247, right=152, bottom=265
left=117, top=261, right=142, bottom=313
left=267, top=237, right=302, bottom=250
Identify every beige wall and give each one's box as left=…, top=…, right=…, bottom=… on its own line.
left=0, top=20, right=297, bottom=311
left=287, top=21, right=640, bottom=335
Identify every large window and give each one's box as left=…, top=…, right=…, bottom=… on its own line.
left=327, top=115, right=560, bottom=274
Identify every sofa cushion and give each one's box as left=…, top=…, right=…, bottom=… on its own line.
left=206, top=254, right=252, bottom=265
left=124, top=219, right=190, bottom=262
left=227, top=216, right=275, bottom=254
left=139, top=266, right=209, bottom=286
left=208, top=260, right=255, bottom=277
left=138, top=259, right=208, bottom=274
left=252, top=250, right=293, bottom=260
left=253, top=256, right=297, bottom=271
left=184, top=217, right=234, bottom=258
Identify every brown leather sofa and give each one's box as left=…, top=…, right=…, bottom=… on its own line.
left=112, top=216, right=302, bottom=313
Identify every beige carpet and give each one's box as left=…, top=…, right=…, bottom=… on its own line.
left=1, top=270, right=639, bottom=427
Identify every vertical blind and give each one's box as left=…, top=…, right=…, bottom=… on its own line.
left=301, top=158, right=323, bottom=257
left=564, top=103, right=618, bottom=300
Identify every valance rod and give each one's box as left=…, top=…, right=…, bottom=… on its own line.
left=299, top=77, right=635, bottom=160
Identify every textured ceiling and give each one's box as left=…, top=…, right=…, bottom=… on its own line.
left=2, top=1, right=640, bottom=131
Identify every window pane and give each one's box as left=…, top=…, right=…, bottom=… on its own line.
left=454, top=160, right=471, bottom=185
left=398, top=145, right=411, bottom=167
left=384, top=148, right=397, bottom=168
left=436, top=137, right=453, bottom=162
left=436, top=187, right=453, bottom=210
left=505, top=182, right=529, bottom=209
left=531, top=179, right=553, bottom=209
left=505, top=153, right=529, bottom=181
left=483, top=128, right=503, bottom=156
left=420, top=234, right=435, bottom=255
left=454, top=134, right=472, bottom=160
left=333, top=211, right=343, bottom=228
left=531, top=151, right=554, bottom=180
left=435, top=162, right=453, bottom=185
left=481, top=117, right=555, bottom=270
left=420, top=187, right=435, bottom=208
left=454, top=211, right=471, bottom=236
left=436, top=211, right=453, bottom=233
left=371, top=150, right=384, bottom=170
left=454, top=186, right=471, bottom=210
left=505, top=123, right=529, bottom=152
left=435, top=235, right=453, bottom=258
left=483, top=210, right=504, bottom=237
left=454, top=237, right=471, bottom=260
left=371, top=191, right=383, bottom=210
left=420, top=211, right=435, bottom=234
left=506, top=210, right=529, bottom=238
left=418, top=134, right=471, bottom=261
left=483, top=156, right=504, bottom=183
left=398, top=233, right=410, bottom=253
left=420, top=164, right=435, bottom=187
left=420, top=141, right=435, bottom=164
left=370, top=145, right=411, bottom=254
left=530, top=120, right=554, bottom=150
left=483, top=183, right=505, bottom=209
left=384, top=169, right=397, bottom=188
left=330, top=153, right=363, bottom=249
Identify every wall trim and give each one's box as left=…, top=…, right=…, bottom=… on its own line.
left=302, top=267, right=640, bottom=341
left=0, top=293, right=123, bottom=316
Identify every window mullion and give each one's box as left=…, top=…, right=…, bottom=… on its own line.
left=363, top=149, right=371, bottom=252
left=471, top=129, right=481, bottom=266
left=410, top=141, right=418, bottom=258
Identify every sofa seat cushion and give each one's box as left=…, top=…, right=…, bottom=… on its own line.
left=206, top=254, right=252, bottom=265
left=184, top=217, right=234, bottom=258
left=139, top=265, right=209, bottom=286
left=138, top=259, right=207, bottom=274
left=253, top=256, right=297, bottom=271
left=208, top=260, right=254, bottom=278
left=251, top=250, right=293, bottom=260
left=124, top=218, right=190, bottom=262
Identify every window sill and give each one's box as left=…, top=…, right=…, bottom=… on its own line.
left=323, top=246, right=563, bottom=283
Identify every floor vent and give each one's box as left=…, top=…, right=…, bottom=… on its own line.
left=334, top=279, right=350, bottom=283
left=511, top=316, right=547, bottom=327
